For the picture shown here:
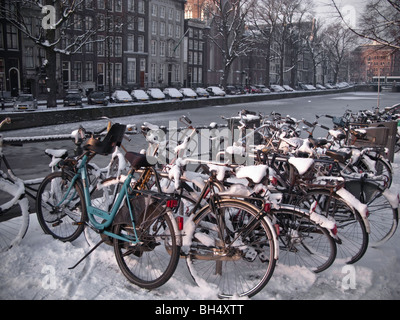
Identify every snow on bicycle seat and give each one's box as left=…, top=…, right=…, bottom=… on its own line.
left=125, top=152, right=157, bottom=169
left=84, top=123, right=126, bottom=155
left=45, top=149, right=68, bottom=158
left=326, top=149, right=352, bottom=163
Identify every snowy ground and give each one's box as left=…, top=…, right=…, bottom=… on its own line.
left=1, top=154, right=399, bottom=303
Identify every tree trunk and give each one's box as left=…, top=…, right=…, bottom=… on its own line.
left=44, top=29, right=58, bottom=108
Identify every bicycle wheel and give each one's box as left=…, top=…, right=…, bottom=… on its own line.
left=0, top=178, right=29, bottom=252
left=113, top=206, right=180, bottom=289
left=357, top=155, right=392, bottom=189
left=345, top=180, right=399, bottom=247
left=185, top=199, right=277, bottom=298
left=296, top=189, right=368, bottom=264
left=36, top=171, right=87, bottom=242
left=272, top=207, right=337, bottom=273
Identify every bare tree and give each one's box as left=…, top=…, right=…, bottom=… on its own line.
left=306, top=18, right=325, bottom=86
left=331, top=0, right=400, bottom=50
left=323, top=21, right=357, bottom=83
left=205, top=0, right=257, bottom=88
left=0, top=0, right=103, bottom=107
left=247, top=0, right=283, bottom=87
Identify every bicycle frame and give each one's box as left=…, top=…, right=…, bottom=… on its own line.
left=60, top=153, right=139, bottom=244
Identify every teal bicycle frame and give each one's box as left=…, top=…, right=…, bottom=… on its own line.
left=60, top=153, right=139, bottom=244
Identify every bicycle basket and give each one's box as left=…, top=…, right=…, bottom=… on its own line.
left=113, top=193, right=165, bottom=228
left=84, top=123, right=126, bottom=155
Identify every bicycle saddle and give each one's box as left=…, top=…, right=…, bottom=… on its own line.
left=325, top=149, right=352, bottom=162
left=125, top=152, right=157, bottom=169
left=84, top=123, right=126, bottom=155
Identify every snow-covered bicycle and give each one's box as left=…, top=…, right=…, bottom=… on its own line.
left=0, top=118, right=31, bottom=252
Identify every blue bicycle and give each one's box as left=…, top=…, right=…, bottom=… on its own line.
left=35, top=123, right=181, bottom=289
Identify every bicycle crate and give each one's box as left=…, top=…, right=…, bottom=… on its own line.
left=114, top=190, right=175, bottom=227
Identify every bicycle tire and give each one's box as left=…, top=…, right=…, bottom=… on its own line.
left=36, top=171, right=87, bottom=242
left=185, top=199, right=277, bottom=298
left=295, top=189, right=369, bottom=264
left=0, top=178, right=29, bottom=252
left=113, top=208, right=180, bottom=289
left=272, top=207, right=337, bottom=273
left=345, top=180, right=399, bottom=247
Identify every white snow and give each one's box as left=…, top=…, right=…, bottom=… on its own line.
left=1, top=152, right=400, bottom=301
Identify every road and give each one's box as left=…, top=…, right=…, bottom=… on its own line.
left=3, top=90, right=399, bottom=183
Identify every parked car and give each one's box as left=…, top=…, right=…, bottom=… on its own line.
left=225, top=85, right=237, bottom=95
left=283, top=85, right=294, bottom=91
left=131, top=89, right=150, bottom=102
left=235, top=85, right=247, bottom=94
left=163, top=88, right=183, bottom=100
left=325, top=83, right=335, bottom=89
left=87, top=91, right=108, bottom=105
left=195, top=87, right=209, bottom=98
left=64, top=92, right=83, bottom=107
left=206, top=86, right=226, bottom=96
left=315, top=84, right=326, bottom=90
left=13, top=94, right=38, bottom=111
left=300, top=84, right=316, bottom=90
left=111, top=90, right=133, bottom=103
left=147, top=88, right=166, bottom=100
left=255, top=85, right=271, bottom=93
left=270, top=84, right=286, bottom=92
left=246, top=85, right=261, bottom=94
left=179, top=88, right=198, bottom=99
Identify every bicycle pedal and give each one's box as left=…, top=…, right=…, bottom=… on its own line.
left=72, top=221, right=85, bottom=226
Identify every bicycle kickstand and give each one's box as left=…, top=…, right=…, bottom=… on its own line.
left=68, top=239, right=105, bottom=270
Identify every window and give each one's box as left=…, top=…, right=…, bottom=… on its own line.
left=97, top=35, right=104, bottom=56
left=127, top=34, right=134, bottom=52
left=152, top=21, right=157, bottom=35
left=152, top=4, right=157, bottom=16
left=127, top=16, right=135, bottom=30
left=159, top=64, right=165, bottom=82
left=127, top=58, right=136, bottom=83
left=115, top=0, right=122, bottom=11
left=25, top=47, right=34, bottom=68
left=151, top=63, right=156, bottom=82
left=169, top=8, right=173, bottom=20
left=175, top=25, right=181, bottom=38
left=85, top=62, right=93, bottom=81
left=160, top=22, right=165, bottom=36
left=74, top=14, right=82, bottom=30
left=6, top=25, right=18, bottom=49
left=85, top=16, right=93, bottom=31
left=97, top=0, right=105, bottom=9
left=86, top=36, right=94, bottom=53
left=175, top=65, right=180, bottom=82
left=160, top=6, right=165, bottom=18
left=115, top=63, right=122, bottom=86
left=74, top=62, right=82, bottom=82
left=176, top=10, right=181, bottom=22
left=151, top=40, right=157, bottom=56
left=138, top=36, right=144, bottom=52
left=106, top=63, right=113, bottom=86
left=106, top=37, right=114, bottom=57
left=138, top=0, right=144, bottom=13
left=128, top=0, right=135, bottom=12
left=168, top=24, right=173, bottom=37
left=160, top=41, right=165, bottom=56
left=138, top=17, right=144, bottom=31
left=115, top=37, right=122, bottom=56
left=107, top=0, right=113, bottom=11
left=97, top=14, right=105, bottom=31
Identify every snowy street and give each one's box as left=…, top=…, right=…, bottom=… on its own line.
left=1, top=91, right=400, bottom=304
